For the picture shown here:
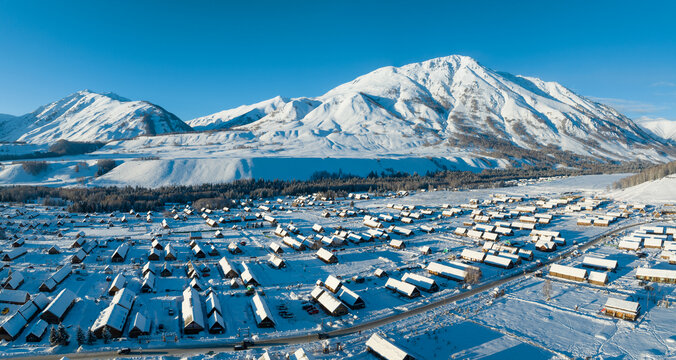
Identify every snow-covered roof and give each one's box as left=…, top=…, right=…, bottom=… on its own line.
left=112, top=288, right=136, bottom=310
left=0, top=313, right=27, bottom=338
left=337, top=286, right=363, bottom=307
left=636, top=267, right=676, bottom=280
left=91, top=303, right=129, bottom=333
left=324, top=275, right=342, bottom=293
left=385, top=278, right=418, bottom=297
left=0, top=289, right=30, bottom=304
left=130, top=312, right=150, bottom=333
left=205, top=292, right=222, bottom=315
left=484, top=254, right=514, bottom=268
left=182, top=287, right=205, bottom=329
left=582, top=256, right=618, bottom=270
left=550, top=264, right=586, bottom=279
left=604, top=297, right=639, bottom=314
left=26, top=318, right=48, bottom=339
left=109, top=274, right=127, bottom=293
left=250, top=293, right=274, bottom=326
left=426, top=262, right=467, bottom=281
left=41, top=288, right=77, bottom=318
left=31, top=293, right=50, bottom=310
left=316, top=291, right=346, bottom=314
left=460, top=249, right=485, bottom=262
left=588, top=271, right=608, bottom=284
left=365, top=333, right=412, bottom=360
left=401, top=273, right=437, bottom=291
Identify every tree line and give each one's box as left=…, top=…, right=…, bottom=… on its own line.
left=613, top=160, right=676, bottom=189
left=0, top=161, right=649, bottom=213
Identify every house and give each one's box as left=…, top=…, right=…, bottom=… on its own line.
left=25, top=319, right=48, bottom=342
left=374, top=268, right=387, bottom=278
left=316, top=248, right=338, bottom=264
left=11, top=238, right=24, bottom=247
left=389, top=239, right=405, bottom=249
left=151, top=239, right=164, bottom=250
left=282, top=236, right=305, bottom=251
left=192, top=244, right=206, bottom=258
left=164, top=244, right=177, bottom=261
left=182, top=287, right=205, bottom=334
left=141, top=272, right=156, bottom=293
left=108, top=274, right=127, bottom=296
left=0, top=289, right=30, bottom=305
left=208, top=311, right=225, bottom=334
left=111, top=243, right=130, bottom=262
left=588, top=271, right=608, bottom=286
left=148, top=248, right=162, bottom=261
left=385, top=278, right=420, bottom=298
left=269, top=242, right=284, bottom=254
left=112, top=288, right=136, bottom=310
left=366, top=333, right=416, bottom=360
left=582, top=256, right=618, bottom=271
left=240, top=263, right=259, bottom=286
left=190, top=277, right=204, bottom=291
left=315, top=290, right=348, bottom=316
left=2, top=248, right=27, bottom=261
left=250, top=293, right=275, bottom=328
left=401, top=273, right=438, bottom=292
left=46, top=245, right=61, bottom=255
left=71, top=248, right=87, bottom=264
left=426, top=262, right=468, bottom=282
left=517, top=249, right=534, bottom=261
left=0, top=312, right=27, bottom=341
left=618, top=240, right=641, bottom=251
left=142, top=262, right=156, bottom=277
left=227, top=242, right=242, bottom=254
left=461, top=249, right=485, bottom=262
left=3, top=272, right=24, bottom=290
left=267, top=254, right=285, bottom=269
left=337, top=286, right=365, bottom=309
left=160, top=263, right=173, bottom=277
left=40, top=288, right=77, bottom=324
left=603, top=298, right=640, bottom=321
left=535, top=239, right=557, bottom=252
left=91, top=303, right=130, bottom=338
left=312, top=224, right=325, bottom=233
left=324, top=275, right=343, bottom=293
left=208, top=245, right=219, bottom=256
left=635, top=267, right=676, bottom=284
left=549, top=264, right=586, bottom=282
left=128, top=312, right=150, bottom=338
left=71, top=237, right=86, bottom=248
left=205, top=292, right=222, bottom=317
left=218, top=257, right=239, bottom=278
left=483, top=254, right=514, bottom=269
left=39, top=266, right=71, bottom=292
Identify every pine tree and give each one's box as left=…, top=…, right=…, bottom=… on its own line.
left=49, top=326, right=59, bottom=346
left=76, top=326, right=85, bottom=345
left=86, top=329, right=95, bottom=345
left=57, top=323, right=69, bottom=345
left=102, top=327, right=111, bottom=344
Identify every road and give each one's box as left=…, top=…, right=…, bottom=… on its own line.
left=10, top=218, right=655, bottom=360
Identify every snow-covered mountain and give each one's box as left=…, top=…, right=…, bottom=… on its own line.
left=191, top=55, right=672, bottom=162
left=0, top=90, right=193, bottom=144
left=639, top=118, right=676, bottom=142
left=188, top=96, right=289, bottom=131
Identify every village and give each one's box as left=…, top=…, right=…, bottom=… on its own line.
left=0, top=176, right=674, bottom=359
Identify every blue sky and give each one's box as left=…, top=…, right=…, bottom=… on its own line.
left=0, top=1, right=675, bottom=121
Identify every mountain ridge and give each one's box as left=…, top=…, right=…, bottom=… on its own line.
left=0, top=90, right=193, bottom=144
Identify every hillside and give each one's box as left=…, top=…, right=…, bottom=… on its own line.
left=189, top=55, right=673, bottom=163
left=0, top=90, right=193, bottom=144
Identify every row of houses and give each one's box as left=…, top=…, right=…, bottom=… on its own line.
left=0, top=292, right=50, bottom=341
